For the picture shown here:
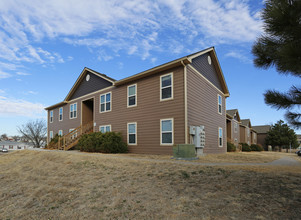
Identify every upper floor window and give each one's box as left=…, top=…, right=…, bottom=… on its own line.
left=128, top=84, right=137, bottom=107
left=128, top=122, right=137, bottom=145
left=218, top=127, right=223, bottom=147
left=218, top=94, right=222, bottom=114
left=100, top=92, right=111, bottom=113
left=59, top=107, right=63, bottom=121
left=100, top=125, right=111, bottom=133
left=50, top=111, right=53, bottom=123
left=70, top=103, right=77, bottom=119
left=160, top=73, right=173, bottom=101
left=234, top=122, right=238, bottom=133
left=161, top=118, right=173, bottom=145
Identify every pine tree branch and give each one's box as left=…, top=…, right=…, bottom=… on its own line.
left=264, top=87, right=300, bottom=109
left=285, top=111, right=301, bottom=128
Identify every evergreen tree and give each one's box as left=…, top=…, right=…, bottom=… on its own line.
left=265, top=120, right=298, bottom=151
left=252, top=0, right=301, bottom=127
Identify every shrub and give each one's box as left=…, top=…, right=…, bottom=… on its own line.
left=227, top=142, right=236, bottom=152
left=240, top=143, right=251, bottom=152
left=250, top=144, right=263, bottom=151
left=77, top=132, right=128, bottom=153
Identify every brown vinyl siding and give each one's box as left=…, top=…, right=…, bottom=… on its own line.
left=226, top=119, right=240, bottom=147
left=187, top=65, right=226, bottom=154
left=70, top=71, right=113, bottom=100
left=190, top=52, right=223, bottom=92
left=47, top=66, right=185, bottom=154
left=240, top=126, right=251, bottom=145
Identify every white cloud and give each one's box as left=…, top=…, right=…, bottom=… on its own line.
left=16, top=72, right=31, bottom=76
left=0, top=96, right=45, bottom=117
left=0, top=0, right=262, bottom=63
left=0, top=89, right=5, bottom=93
left=225, top=51, right=252, bottom=63
left=0, top=71, right=12, bottom=79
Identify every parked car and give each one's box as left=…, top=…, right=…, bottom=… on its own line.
left=0, top=148, right=8, bottom=153
left=297, top=150, right=301, bottom=157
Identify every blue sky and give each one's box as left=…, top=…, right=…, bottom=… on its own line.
left=0, top=0, right=298, bottom=136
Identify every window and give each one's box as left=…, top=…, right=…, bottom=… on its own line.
left=161, top=119, right=173, bottom=145
left=100, top=92, right=111, bottom=112
left=127, top=122, right=137, bottom=145
left=218, top=127, right=223, bottom=147
left=235, top=138, right=238, bottom=143
left=218, top=94, right=222, bottom=114
left=160, top=73, right=173, bottom=101
left=58, top=130, right=63, bottom=136
left=99, top=125, right=111, bottom=133
left=247, top=128, right=250, bottom=137
left=59, top=107, right=63, bottom=121
left=128, top=84, right=137, bottom=107
left=234, top=122, right=238, bottom=133
left=50, top=131, right=53, bottom=140
left=50, top=111, right=53, bottom=123
left=70, top=103, right=77, bottom=119
left=69, top=128, right=77, bottom=139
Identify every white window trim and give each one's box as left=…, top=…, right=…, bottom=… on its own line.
left=127, top=84, right=137, bottom=108
left=58, top=130, right=63, bottom=136
left=218, top=127, right=223, bottom=147
left=59, top=107, right=63, bottom=121
left=127, top=122, right=137, bottom=145
left=99, top=92, right=112, bottom=113
left=49, top=131, right=53, bottom=140
left=69, top=103, right=78, bottom=119
left=99, top=125, right=111, bottom=133
left=160, top=73, right=173, bottom=101
left=160, top=118, right=174, bottom=145
left=217, top=94, right=222, bottom=115
left=50, top=110, right=53, bottom=123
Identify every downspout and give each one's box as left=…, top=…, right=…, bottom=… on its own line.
left=181, top=61, right=188, bottom=144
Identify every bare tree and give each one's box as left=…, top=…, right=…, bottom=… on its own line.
left=1, top=133, right=8, bottom=140
left=17, top=119, right=47, bottom=148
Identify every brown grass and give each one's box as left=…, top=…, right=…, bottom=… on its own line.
left=0, top=150, right=300, bottom=220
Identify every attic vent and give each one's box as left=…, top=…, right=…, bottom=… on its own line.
left=208, top=56, right=212, bottom=65
left=86, top=74, right=90, bottom=81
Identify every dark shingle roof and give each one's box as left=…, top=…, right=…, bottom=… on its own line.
left=252, top=125, right=271, bottom=134
left=241, top=119, right=251, bottom=127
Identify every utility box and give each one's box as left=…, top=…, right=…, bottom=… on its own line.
left=190, top=125, right=205, bottom=156
left=172, top=144, right=197, bottom=160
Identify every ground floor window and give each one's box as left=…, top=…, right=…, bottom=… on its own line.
left=50, top=131, right=53, bottom=140
left=218, top=127, right=223, bottom=147
left=127, top=122, right=137, bottom=145
left=99, top=125, right=111, bottom=133
left=161, top=118, right=173, bottom=145
left=58, top=130, right=63, bottom=136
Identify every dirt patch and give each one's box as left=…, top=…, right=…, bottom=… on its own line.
left=0, top=150, right=300, bottom=219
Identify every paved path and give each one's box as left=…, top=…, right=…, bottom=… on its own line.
left=29, top=148, right=301, bottom=167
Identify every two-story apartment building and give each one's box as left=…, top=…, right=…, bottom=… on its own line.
left=226, top=109, right=241, bottom=147
left=252, top=125, right=271, bottom=150
left=239, top=119, right=257, bottom=145
left=45, top=47, right=229, bottom=154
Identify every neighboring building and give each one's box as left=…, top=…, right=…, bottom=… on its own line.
left=297, top=135, right=301, bottom=147
left=0, top=141, right=33, bottom=150
left=251, top=129, right=257, bottom=145
left=252, top=125, right=271, bottom=150
left=45, top=47, right=230, bottom=154
left=240, top=119, right=252, bottom=145
left=226, top=109, right=241, bottom=147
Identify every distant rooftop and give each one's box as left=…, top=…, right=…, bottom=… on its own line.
left=252, top=125, right=271, bottom=134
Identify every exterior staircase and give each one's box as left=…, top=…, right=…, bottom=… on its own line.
left=47, top=121, right=93, bottom=151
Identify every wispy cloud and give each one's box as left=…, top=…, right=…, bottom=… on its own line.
left=0, top=0, right=262, bottom=64
left=16, top=72, right=31, bottom=76
left=0, top=71, right=12, bottom=79
left=0, top=96, right=45, bottom=117
left=225, top=51, right=252, bottom=64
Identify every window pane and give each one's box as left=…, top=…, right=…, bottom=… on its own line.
left=101, top=104, right=105, bottom=112
left=106, top=102, right=111, bottom=111
left=60, top=108, right=62, bottom=114
left=128, top=96, right=136, bottom=106
left=101, top=95, right=105, bottom=103
left=106, top=93, right=111, bottom=102
left=219, top=128, right=222, bottom=137
left=161, top=75, right=171, bottom=87
left=70, top=112, right=73, bottom=118
left=74, top=103, right=77, bottom=110
left=74, top=111, right=77, bottom=118
left=162, top=132, right=172, bottom=144
left=218, top=95, right=222, bottom=104
left=161, top=87, right=171, bottom=99
left=100, top=127, right=105, bottom=133
left=219, top=137, right=222, bottom=146
left=129, top=134, right=136, bottom=144
left=219, top=105, right=222, bottom=113
left=129, top=124, right=136, bottom=133
left=162, top=120, right=172, bottom=132
left=129, top=85, right=136, bottom=96
left=106, top=126, right=110, bottom=132
left=60, top=115, right=62, bottom=121
left=70, top=105, right=73, bottom=112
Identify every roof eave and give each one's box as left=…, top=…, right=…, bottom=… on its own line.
left=45, top=101, right=68, bottom=110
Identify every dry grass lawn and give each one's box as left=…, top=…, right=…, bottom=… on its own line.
left=0, top=150, right=300, bottom=220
